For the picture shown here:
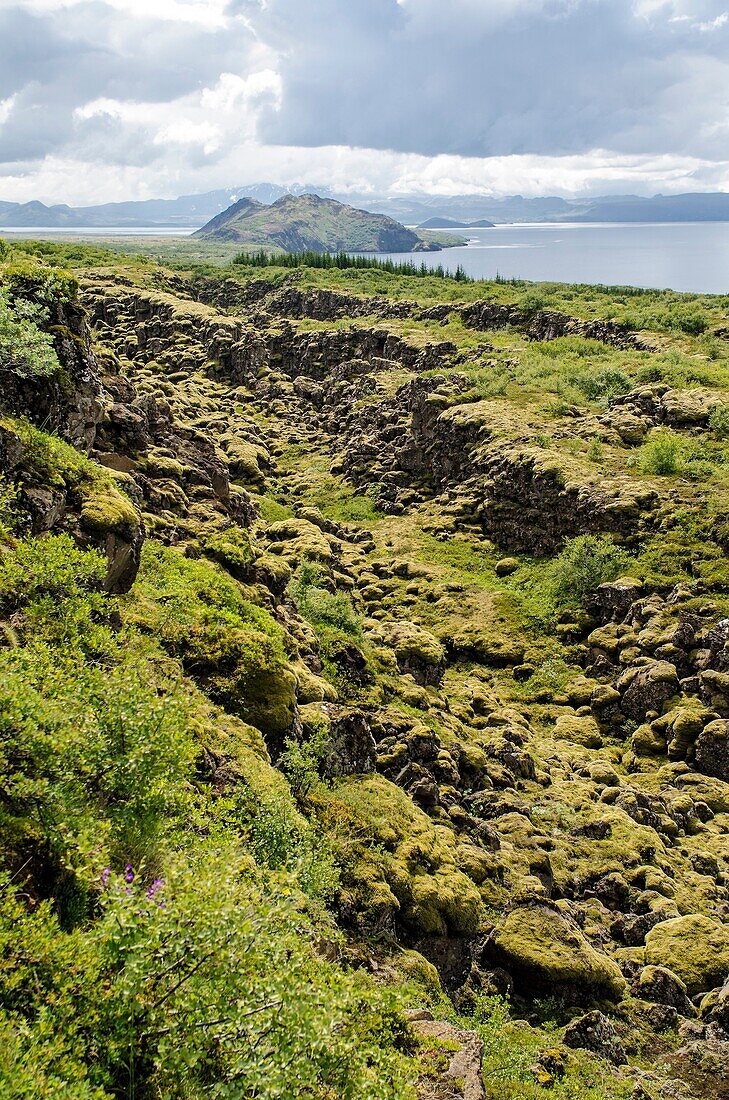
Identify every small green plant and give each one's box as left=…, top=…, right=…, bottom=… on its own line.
left=0, top=288, right=62, bottom=381
left=708, top=403, right=729, bottom=440
left=586, top=437, right=604, bottom=462
left=637, top=430, right=685, bottom=475
left=573, top=366, right=632, bottom=404
left=288, top=561, right=362, bottom=638
left=548, top=534, right=631, bottom=605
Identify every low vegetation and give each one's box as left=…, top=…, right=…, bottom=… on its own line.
left=0, top=239, right=727, bottom=1100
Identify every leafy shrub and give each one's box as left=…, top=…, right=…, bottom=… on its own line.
left=708, top=404, right=729, bottom=440
left=0, top=288, right=61, bottom=380
left=548, top=534, right=631, bottom=605
left=573, top=366, right=632, bottom=403
left=0, top=260, right=78, bottom=304
left=289, top=561, right=362, bottom=638
left=0, top=848, right=414, bottom=1100
left=637, top=430, right=685, bottom=475
left=673, top=307, right=708, bottom=336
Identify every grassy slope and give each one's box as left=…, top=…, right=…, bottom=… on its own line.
left=1, top=237, right=727, bottom=1097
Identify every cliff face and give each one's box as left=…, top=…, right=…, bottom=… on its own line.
left=1, top=253, right=728, bottom=1100
left=194, top=192, right=426, bottom=252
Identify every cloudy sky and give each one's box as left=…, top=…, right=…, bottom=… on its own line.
left=1, top=0, right=728, bottom=204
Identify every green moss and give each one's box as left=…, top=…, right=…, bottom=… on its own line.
left=326, top=774, right=483, bottom=936
left=127, top=543, right=296, bottom=738
left=644, top=914, right=729, bottom=994
left=79, top=482, right=139, bottom=537
left=488, top=903, right=626, bottom=999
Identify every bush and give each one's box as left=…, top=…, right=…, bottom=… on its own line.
left=289, top=561, right=362, bottom=638
left=674, top=307, right=708, bottom=336
left=548, top=534, right=631, bottom=605
left=708, top=404, right=729, bottom=440
left=637, top=430, right=685, bottom=475
left=573, top=366, right=632, bottom=403
left=0, top=849, right=414, bottom=1100
left=0, top=288, right=61, bottom=381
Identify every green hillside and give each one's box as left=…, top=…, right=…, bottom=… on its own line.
left=193, top=192, right=439, bottom=253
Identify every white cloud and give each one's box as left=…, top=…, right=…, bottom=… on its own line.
left=10, top=0, right=229, bottom=27
left=0, top=96, right=17, bottom=126
left=2, top=0, right=729, bottom=203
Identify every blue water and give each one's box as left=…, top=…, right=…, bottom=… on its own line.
left=387, top=222, right=729, bottom=295
left=4, top=220, right=729, bottom=295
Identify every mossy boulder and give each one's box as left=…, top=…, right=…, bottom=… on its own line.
left=388, top=621, right=445, bottom=685
left=553, top=714, right=603, bottom=749
left=330, top=775, right=483, bottom=937
left=485, top=902, right=627, bottom=1001
left=644, top=915, right=729, bottom=995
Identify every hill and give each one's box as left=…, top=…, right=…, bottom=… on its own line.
left=193, top=193, right=432, bottom=252
left=417, top=216, right=495, bottom=229
left=3, top=187, right=729, bottom=230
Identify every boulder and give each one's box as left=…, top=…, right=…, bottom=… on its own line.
left=484, top=902, right=626, bottom=1001
left=634, top=965, right=695, bottom=1017
left=695, top=719, right=729, bottom=782
left=644, top=915, right=729, bottom=996
left=388, top=621, right=445, bottom=686
left=321, top=707, right=377, bottom=777
left=617, top=661, right=679, bottom=721
left=563, top=1010, right=626, bottom=1064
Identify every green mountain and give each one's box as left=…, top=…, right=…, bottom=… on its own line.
left=193, top=192, right=433, bottom=252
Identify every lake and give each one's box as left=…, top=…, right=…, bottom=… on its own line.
left=393, top=222, right=729, bottom=295
left=3, top=220, right=729, bottom=294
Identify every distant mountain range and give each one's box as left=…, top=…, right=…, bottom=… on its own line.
left=2, top=186, right=729, bottom=230
left=193, top=194, right=437, bottom=253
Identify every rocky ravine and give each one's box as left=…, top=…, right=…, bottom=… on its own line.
left=3, top=263, right=729, bottom=1098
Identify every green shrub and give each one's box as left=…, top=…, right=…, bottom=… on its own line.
left=708, top=404, right=729, bottom=440
left=573, top=366, right=632, bottom=403
left=0, top=848, right=414, bottom=1100
left=548, top=534, right=631, bottom=605
left=674, top=307, right=708, bottom=336
left=0, top=288, right=61, bottom=381
left=637, top=430, right=685, bottom=475
left=289, top=561, right=362, bottom=638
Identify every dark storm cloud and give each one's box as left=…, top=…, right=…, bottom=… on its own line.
left=0, top=1, right=260, bottom=166
left=1, top=0, right=728, bottom=190
left=252, top=0, right=729, bottom=161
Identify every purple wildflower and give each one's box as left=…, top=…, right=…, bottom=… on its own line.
left=147, top=878, right=164, bottom=899
left=124, top=864, right=135, bottom=884
left=100, top=867, right=111, bottom=888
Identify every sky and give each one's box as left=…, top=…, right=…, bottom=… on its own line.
left=1, top=0, right=728, bottom=204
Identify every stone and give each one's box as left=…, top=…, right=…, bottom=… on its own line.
left=644, top=915, right=729, bottom=996
left=563, top=1010, right=626, bottom=1064
left=634, top=965, right=695, bottom=1016
left=321, top=707, right=377, bottom=778
left=484, top=902, right=626, bottom=1000
left=694, top=719, right=729, bottom=782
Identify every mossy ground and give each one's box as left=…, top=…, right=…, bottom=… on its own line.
left=1, top=239, right=727, bottom=1099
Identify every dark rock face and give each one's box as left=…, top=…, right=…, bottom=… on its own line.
left=634, top=965, right=696, bottom=1017
left=694, top=720, right=729, bottom=781
left=0, top=295, right=105, bottom=453
left=563, top=1010, right=627, bottom=1065
left=321, top=707, right=377, bottom=777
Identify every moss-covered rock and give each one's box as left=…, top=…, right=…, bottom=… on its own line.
left=485, top=902, right=626, bottom=1000
left=644, top=915, right=729, bottom=995
left=387, top=621, right=445, bottom=686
